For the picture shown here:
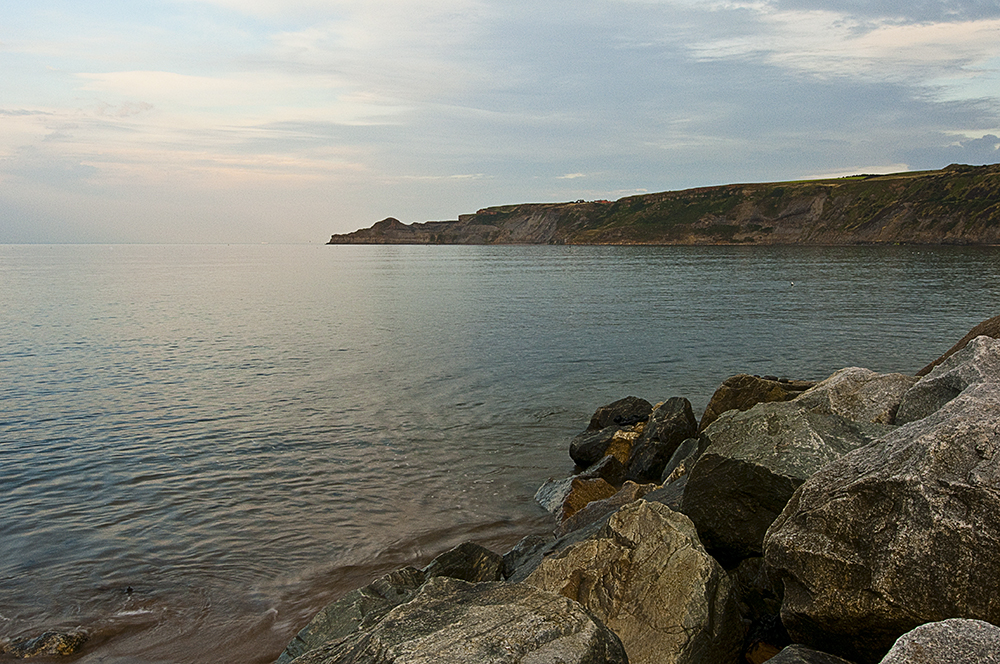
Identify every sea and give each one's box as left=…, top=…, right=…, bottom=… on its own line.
left=2, top=243, right=999, bottom=663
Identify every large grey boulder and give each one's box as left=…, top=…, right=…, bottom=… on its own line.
left=278, top=543, right=502, bottom=664
left=699, top=374, right=814, bottom=432
left=917, top=314, right=1000, bottom=376
left=764, top=340, right=1000, bottom=663
left=277, top=567, right=427, bottom=664
left=896, top=335, right=1000, bottom=423
left=879, top=619, right=1000, bottom=663
left=287, top=577, right=628, bottom=664
left=525, top=500, right=742, bottom=664
left=794, top=367, right=917, bottom=425
left=681, top=401, right=891, bottom=565
left=624, top=397, right=698, bottom=483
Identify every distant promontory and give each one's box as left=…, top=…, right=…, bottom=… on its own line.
left=328, top=163, right=1000, bottom=245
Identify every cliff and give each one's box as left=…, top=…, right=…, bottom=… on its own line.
left=328, top=163, right=1000, bottom=245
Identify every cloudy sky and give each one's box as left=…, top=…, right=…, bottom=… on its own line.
left=2, top=0, right=999, bottom=243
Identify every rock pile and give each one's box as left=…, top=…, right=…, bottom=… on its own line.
left=274, top=317, right=1000, bottom=664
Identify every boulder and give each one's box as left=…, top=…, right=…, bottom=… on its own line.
left=768, top=644, right=856, bottom=664
left=276, top=566, right=428, bottom=664
left=879, top=619, right=1000, bottom=664
left=278, top=543, right=502, bottom=663
left=896, top=335, right=1000, bottom=424
left=502, top=534, right=554, bottom=580
left=287, top=577, right=628, bottom=664
left=794, top=367, right=918, bottom=424
left=604, top=428, right=640, bottom=465
left=525, top=500, right=742, bottom=664
left=681, top=401, right=892, bottom=565
left=625, top=397, right=698, bottom=482
left=561, top=477, right=618, bottom=520
left=763, top=354, right=1000, bottom=662
left=700, top=374, right=815, bottom=431
left=659, top=437, right=701, bottom=484
left=587, top=396, right=652, bottom=431
left=2, top=631, right=88, bottom=658
left=421, top=541, right=503, bottom=583
left=555, top=480, right=659, bottom=537
left=917, top=314, right=1000, bottom=376
left=579, top=454, right=626, bottom=487
left=534, top=476, right=617, bottom=521
left=569, top=427, right=621, bottom=468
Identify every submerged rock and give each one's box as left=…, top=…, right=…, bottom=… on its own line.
left=2, top=631, right=88, bottom=658
left=287, top=577, right=628, bottom=664
left=525, top=500, right=742, bottom=664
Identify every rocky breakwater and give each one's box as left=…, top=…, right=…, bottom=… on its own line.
left=273, top=315, right=1000, bottom=664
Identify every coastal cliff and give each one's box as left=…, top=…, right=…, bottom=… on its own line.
left=328, top=163, right=1000, bottom=245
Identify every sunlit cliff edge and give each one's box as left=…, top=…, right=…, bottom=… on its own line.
left=328, top=163, right=1000, bottom=245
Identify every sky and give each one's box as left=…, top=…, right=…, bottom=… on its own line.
left=1, top=0, right=999, bottom=243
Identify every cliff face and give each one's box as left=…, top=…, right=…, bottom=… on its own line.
left=328, top=163, right=1000, bottom=245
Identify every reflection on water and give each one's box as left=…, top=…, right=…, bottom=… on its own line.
left=1, top=243, right=998, bottom=662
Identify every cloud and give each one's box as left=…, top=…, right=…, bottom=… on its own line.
left=906, top=133, right=1000, bottom=168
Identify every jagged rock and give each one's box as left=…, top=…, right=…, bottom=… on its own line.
left=2, top=631, right=88, bottom=658
left=502, top=534, right=554, bottom=580
left=879, top=619, right=1000, bottom=663
left=569, top=427, right=621, bottom=468
left=699, top=374, right=814, bottom=431
left=625, top=397, right=698, bottom=482
left=555, top=480, right=659, bottom=537
left=768, top=644, right=856, bottom=664
left=561, top=477, right=618, bottom=520
left=288, top=577, right=628, bottom=664
left=278, top=543, right=503, bottom=663
left=534, top=476, right=617, bottom=520
left=525, top=500, right=742, bottom=664
left=575, top=454, right=626, bottom=487
left=421, top=541, right=503, bottom=583
left=659, top=437, right=701, bottom=484
left=682, top=401, right=891, bottom=565
left=917, top=314, right=1000, bottom=376
left=276, top=567, right=428, bottom=664
left=896, top=335, right=1000, bottom=424
left=642, top=473, right=687, bottom=511
left=604, top=428, right=640, bottom=465
left=587, top=396, right=652, bottom=431
left=794, top=367, right=917, bottom=424
left=763, top=358, right=1000, bottom=662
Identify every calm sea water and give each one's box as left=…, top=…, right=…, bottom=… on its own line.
left=2, top=243, right=999, bottom=662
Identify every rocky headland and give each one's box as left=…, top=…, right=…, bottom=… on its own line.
left=270, top=314, right=1000, bottom=664
left=328, top=163, right=1000, bottom=246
